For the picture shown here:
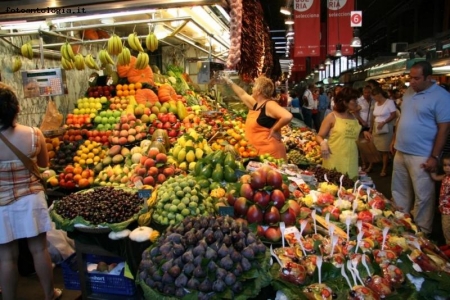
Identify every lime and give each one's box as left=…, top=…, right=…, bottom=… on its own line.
left=172, top=199, right=180, bottom=206
left=169, top=205, right=178, bottom=212
left=183, top=186, right=192, bottom=194
left=181, top=208, right=190, bottom=216
left=190, top=195, right=199, bottom=203
left=189, top=202, right=198, bottom=209
left=177, top=203, right=186, bottom=210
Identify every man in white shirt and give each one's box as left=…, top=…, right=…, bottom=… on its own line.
left=302, top=83, right=315, bottom=128
left=354, top=85, right=374, bottom=129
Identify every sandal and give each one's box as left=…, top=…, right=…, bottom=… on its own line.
left=53, top=288, right=62, bottom=300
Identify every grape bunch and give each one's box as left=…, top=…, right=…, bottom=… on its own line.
left=287, top=150, right=309, bottom=165
left=54, top=187, right=142, bottom=224
left=310, top=166, right=355, bottom=189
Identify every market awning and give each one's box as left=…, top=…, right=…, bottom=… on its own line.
left=365, top=70, right=408, bottom=81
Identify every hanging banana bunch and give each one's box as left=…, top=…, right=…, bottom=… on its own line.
left=127, top=32, right=144, bottom=52
left=20, top=43, right=33, bottom=59
left=60, top=42, right=75, bottom=61
left=73, top=54, right=85, bottom=70
left=11, top=57, right=22, bottom=73
left=84, top=54, right=100, bottom=70
left=107, top=34, right=122, bottom=56
left=98, top=49, right=115, bottom=66
left=135, top=51, right=149, bottom=70
left=61, top=56, right=74, bottom=70
left=117, top=47, right=131, bottom=66
left=145, top=32, right=158, bottom=52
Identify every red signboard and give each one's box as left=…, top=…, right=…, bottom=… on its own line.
left=294, top=0, right=321, bottom=57
left=292, top=57, right=306, bottom=72
left=327, top=0, right=354, bottom=56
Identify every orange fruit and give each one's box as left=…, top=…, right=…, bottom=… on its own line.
left=242, top=151, right=249, bottom=158
left=128, top=83, right=135, bottom=90
left=73, top=174, right=82, bottom=184
left=116, top=90, right=123, bottom=97
left=123, top=90, right=129, bottom=96
left=116, top=84, right=123, bottom=91
left=122, top=84, right=129, bottom=91
left=129, top=89, right=136, bottom=95
left=239, top=140, right=247, bottom=147
left=135, top=82, right=142, bottom=89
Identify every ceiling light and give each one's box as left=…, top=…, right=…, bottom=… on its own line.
left=325, top=55, right=332, bottom=65
left=350, top=28, right=361, bottom=47
left=335, top=44, right=342, bottom=57
left=280, top=6, right=292, bottom=15
left=51, top=9, right=157, bottom=25
left=285, top=17, right=294, bottom=25
left=436, top=40, right=443, bottom=53
left=319, top=63, right=325, bottom=70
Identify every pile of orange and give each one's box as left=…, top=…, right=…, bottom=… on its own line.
left=45, top=137, right=60, bottom=159
left=115, top=82, right=142, bottom=97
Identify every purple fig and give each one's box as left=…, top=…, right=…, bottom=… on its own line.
left=199, top=278, right=213, bottom=293
left=186, top=277, right=199, bottom=290
left=205, top=247, right=218, bottom=260
left=174, top=273, right=188, bottom=288
left=181, top=250, right=194, bottom=263
left=175, top=287, right=186, bottom=298
left=241, top=257, right=252, bottom=271
left=162, top=284, right=175, bottom=295
left=224, top=272, right=237, bottom=286
left=161, top=272, right=174, bottom=284
left=161, top=259, right=173, bottom=273
left=233, top=263, right=243, bottom=277
left=242, top=246, right=255, bottom=259
left=182, top=262, right=195, bottom=276
left=216, top=267, right=227, bottom=280
left=219, top=255, right=233, bottom=270
left=193, top=265, right=206, bottom=278
left=212, top=279, right=226, bottom=292
left=218, top=243, right=230, bottom=258
left=168, top=265, right=181, bottom=278
left=230, top=250, right=242, bottom=263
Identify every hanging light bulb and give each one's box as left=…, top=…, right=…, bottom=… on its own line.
left=319, top=63, right=325, bottom=70
left=286, top=25, right=294, bottom=36
left=350, top=28, right=361, bottom=47
left=335, top=44, right=342, bottom=57
left=325, top=55, right=332, bottom=65
left=280, top=6, right=292, bottom=15
left=285, top=17, right=294, bottom=25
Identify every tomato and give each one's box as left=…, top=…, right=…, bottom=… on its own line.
left=357, top=210, right=373, bottom=223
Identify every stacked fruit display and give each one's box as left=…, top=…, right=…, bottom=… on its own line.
left=52, top=187, right=143, bottom=226
left=148, top=112, right=183, bottom=140
left=108, top=113, right=147, bottom=146
left=152, top=175, right=209, bottom=226
left=93, top=109, right=121, bottom=131
left=73, top=140, right=107, bottom=169
left=93, top=145, right=136, bottom=187
left=169, top=129, right=213, bottom=171
left=87, top=85, right=115, bottom=98
left=74, top=96, right=105, bottom=116
left=130, top=147, right=175, bottom=187
left=287, top=149, right=310, bottom=166
left=137, top=215, right=271, bottom=299
left=49, top=140, right=80, bottom=171
left=192, top=150, right=244, bottom=184
left=225, top=166, right=298, bottom=242
left=57, top=164, right=95, bottom=189
left=45, top=137, right=61, bottom=160
left=64, top=114, right=92, bottom=128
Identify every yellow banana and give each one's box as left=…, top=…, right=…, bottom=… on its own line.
left=135, top=52, right=149, bottom=70
left=21, top=43, right=33, bottom=59
left=122, top=47, right=131, bottom=64
left=12, top=57, right=22, bottom=72
left=85, top=54, right=100, bottom=70
left=98, top=49, right=114, bottom=65
left=65, top=42, right=75, bottom=60
left=61, top=57, right=73, bottom=70
left=74, top=54, right=85, bottom=70
left=145, top=33, right=158, bottom=52
left=128, top=32, right=144, bottom=52
left=107, top=34, right=122, bottom=56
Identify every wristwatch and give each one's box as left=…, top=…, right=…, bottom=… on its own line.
left=430, top=155, right=440, bottom=161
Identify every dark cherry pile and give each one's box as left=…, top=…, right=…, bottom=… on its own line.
left=310, top=166, right=355, bottom=189
left=139, top=215, right=267, bottom=299
left=54, top=187, right=142, bottom=224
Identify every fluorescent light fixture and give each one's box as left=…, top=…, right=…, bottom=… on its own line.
left=155, top=24, right=170, bottom=39
left=52, top=9, right=157, bottom=25
left=275, top=46, right=285, bottom=49
left=215, top=4, right=231, bottom=22
left=1, top=21, right=48, bottom=31
left=275, top=42, right=287, bottom=45
left=285, top=17, right=294, bottom=25
left=280, top=6, right=292, bottom=15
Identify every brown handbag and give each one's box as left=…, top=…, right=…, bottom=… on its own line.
left=0, top=131, right=47, bottom=195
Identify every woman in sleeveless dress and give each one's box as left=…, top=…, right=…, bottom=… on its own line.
left=315, top=87, right=371, bottom=179
left=223, top=76, right=292, bottom=159
left=0, top=83, right=62, bottom=300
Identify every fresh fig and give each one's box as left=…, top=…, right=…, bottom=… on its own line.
left=185, top=232, right=197, bottom=245
left=210, top=241, right=221, bottom=252
left=192, top=244, right=206, bottom=257
left=161, top=259, right=173, bottom=273
left=174, top=273, right=188, bottom=288
left=173, top=257, right=184, bottom=269
left=233, top=263, right=243, bottom=276
left=216, top=267, right=227, bottom=280
left=145, top=277, right=155, bottom=288
left=218, top=244, right=230, bottom=258
left=175, top=287, right=186, bottom=298
left=182, top=262, right=195, bottom=276
left=200, top=217, right=209, bottom=228
left=198, top=278, right=213, bottom=293
left=234, top=240, right=245, bottom=251
left=161, top=271, right=174, bottom=284
left=139, top=270, right=147, bottom=280
left=222, top=222, right=231, bottom=234
left=205, top=247, right=218, bottom=260
left=246, top=232, right=257, bottom=245
left=232, top=281, right=243, bottom=293
left=168, top=265, right=181, bottom=278
left=207, top=260, right=218, bottom=272
left=230, top=250, right=242, bottom=263
left=172, top=244, right=185, bottom=257
left=152, top=270, right=162, bottom=281
left=224, top=272, right=237, bottom=286
left=212, top=279, right=226, bottom=292
left=219, top=255, right=233, bottom=270
left=186, top=277, right=200, bottom=290
left=154, top=281, right=163, bottom=292
left=162, top=284, right=175, bottom=295
left=181, top=250, right=194, bottom=263
left=241, top=257, right=252, bottom=271
left=214, top=229, right=224, bottom=242
left=242, top=246, right=255, bottom=259
left=255, top=242, right=267, bottom=254
left=222, top=234, right=232, bottom=246
left=159, top=242, right=172, bottom=254
left=205, top=231, right=216, bottom=244
left=193, top=254, right=204, bottom=267
left=150, top=247, right=160, bottom=257
left=193, top=265, right=206, bottom=278
left=168, top=233, right=183, bottom=243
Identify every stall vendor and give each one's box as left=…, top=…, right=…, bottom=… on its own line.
left=223, top=75, right=292, bottom=159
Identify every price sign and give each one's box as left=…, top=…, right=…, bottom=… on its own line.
left=218, top=206, right=234, bottom=217
left=138, top=189, right=152, bottom=210
left=351, top=11, right=362, bottom=27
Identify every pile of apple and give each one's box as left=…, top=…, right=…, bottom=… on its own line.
left=148, top=112, right=183, bottom=141
left=93, top=109, right=121, bottom=131
left=109, top=96, right=131, bottom=111
left=87, top=85, right=115, bottom=98
left=109, top=113, right=147, bottom=146
left=57, top=164, right=95, bottom=190
left=228, top=166, right=301, bottom=242
left=64, top=114, right=92, bottom=128
left=74, top=97, right=106, bottom=116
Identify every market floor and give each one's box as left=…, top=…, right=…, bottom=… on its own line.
left=2, top=161, right=445, bottom=299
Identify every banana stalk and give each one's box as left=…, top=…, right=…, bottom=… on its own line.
left=20, top=43, right=33, bottom=59
left=128, top=32, right=144, bottom=52
left=135, top=52, right=149, bottom=70
left=11, top=57, right=22, bottom=72
left=145, top=32, right=158, bottom=52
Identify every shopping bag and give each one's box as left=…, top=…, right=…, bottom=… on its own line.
left=356, top=138, right=381, bottom=163
left=40, top=100, right=63, bottom=131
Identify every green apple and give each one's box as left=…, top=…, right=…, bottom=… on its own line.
left=73, top=108, right=80, bottom=115
left=97, top=123, right=105, bottom=130
left=94, top=116, right=102, bottom=123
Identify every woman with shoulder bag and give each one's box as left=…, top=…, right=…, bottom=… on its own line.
left=370, top=86, right=397, bottom=177
left=0, top=83, right=62, bottom=300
